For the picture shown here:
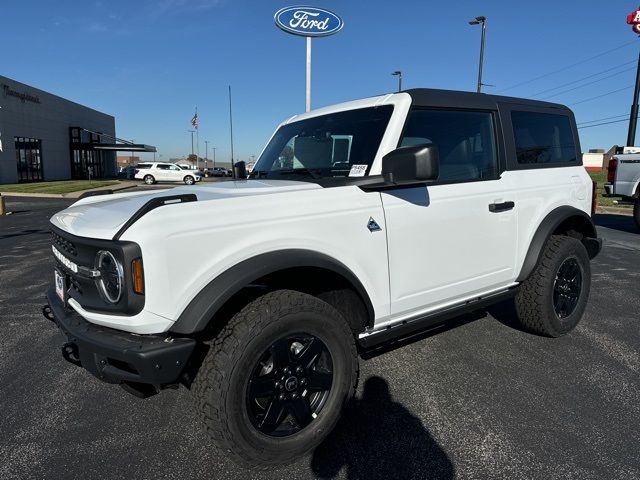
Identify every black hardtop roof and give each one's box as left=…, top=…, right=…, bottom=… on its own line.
left=404, top=88, right=569, bottom=111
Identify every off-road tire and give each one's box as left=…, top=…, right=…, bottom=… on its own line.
left=515, top=235, right=591, bottom=337
left=633, top=197, right=640, bottom=230
left=143, top=175, right=155, bottom=185
left=192, top=289, right=359, bottom=469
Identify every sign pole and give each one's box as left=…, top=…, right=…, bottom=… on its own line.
left=627, top=49, right=640, bottom=147
left=306, top=36, right=311, bottom=112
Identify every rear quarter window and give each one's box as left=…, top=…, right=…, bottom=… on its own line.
left=511, top=111, right=577, bottom=165
left=136, top=164, right=152, bottom=169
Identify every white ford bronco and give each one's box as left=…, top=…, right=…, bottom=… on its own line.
left=44, top=88, right=602, bottom=468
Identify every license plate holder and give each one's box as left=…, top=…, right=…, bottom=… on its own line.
left=55, top=268, right=67, bottom=306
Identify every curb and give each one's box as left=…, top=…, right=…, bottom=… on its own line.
left=596, top=206, right=633, bottom=216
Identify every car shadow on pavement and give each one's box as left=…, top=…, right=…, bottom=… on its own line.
left=593, top=213, right=638, bottom=234
left=310, top=376, right=454, bottom=480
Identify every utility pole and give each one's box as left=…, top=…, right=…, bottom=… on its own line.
left=212, top=147, right=217, bottom=169
left=204, top=140, right=209, bottom=169
left=469, top=16, right=487, bottom=93
left=627, top=50, right=640, bottom=147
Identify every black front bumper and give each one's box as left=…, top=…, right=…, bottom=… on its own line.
left=45, top=287, right=196, bottom=386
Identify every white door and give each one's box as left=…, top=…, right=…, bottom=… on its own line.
left=381, top=108, right=517, bottom=318
left=168, top=164, right=184, bottom=181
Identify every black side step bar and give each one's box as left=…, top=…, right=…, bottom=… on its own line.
left=113, top=194, right=197, bottom=240
left=358, top=289, right=516, bottom=349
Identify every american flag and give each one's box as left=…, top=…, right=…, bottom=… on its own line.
left=191, top=110, right=198, bottom=129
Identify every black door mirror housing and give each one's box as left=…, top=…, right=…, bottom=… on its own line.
left=234, top=161, right=247, bottom=179
left=381, top=144, right=439, bottom=184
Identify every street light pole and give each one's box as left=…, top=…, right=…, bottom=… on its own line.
left=469, top=16, right=487, bottom=93
left=204, top=140, right=209, bottom=169
left=212, top=147, right=217, bottom=169
left=391, top=71, right=402, bottom=92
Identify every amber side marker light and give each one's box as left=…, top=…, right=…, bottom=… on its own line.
left=131, top=258, right=145, bottom=294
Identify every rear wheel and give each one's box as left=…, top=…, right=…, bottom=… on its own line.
left=633, top=197, right=640, bottom=230
left=143, top=175, right=155, bottom=185
left=184, top=175, right=195, bottom=185
left=192, top=290, right=358, bottom=469
left=515, top=235, right=591, bottom=337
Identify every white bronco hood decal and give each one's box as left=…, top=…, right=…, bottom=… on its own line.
left=50, top=180, right=321, bottom=240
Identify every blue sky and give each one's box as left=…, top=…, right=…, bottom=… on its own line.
left=2, top=0, right=639, bottom=162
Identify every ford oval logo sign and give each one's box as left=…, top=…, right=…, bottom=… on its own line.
left=274, top=6, right=344, bottom=37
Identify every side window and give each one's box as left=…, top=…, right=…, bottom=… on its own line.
left=511, top=111, right=577, bottom=164
left=156, top=164, right=171, bottom=170
left=137, top=164, right=151, bottom=169
left=400, top=109, right=498, bottom=182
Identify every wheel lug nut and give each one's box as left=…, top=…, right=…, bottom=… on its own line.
left=291, top=392, right=298, bottom=399
left=279, top=393, right=285, bottom=400
left=300, top=378, right=307, bottom=386
left=296, top=366, right=303, bottom=373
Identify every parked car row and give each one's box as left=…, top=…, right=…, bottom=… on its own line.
left=134, top=162, right=202, bottom=185
left=119, top=163, right=233, bottom=184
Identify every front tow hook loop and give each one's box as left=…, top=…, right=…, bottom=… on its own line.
left=42, top=305, right=55, bottom=322
left=61, top=342, right=82, bottom=367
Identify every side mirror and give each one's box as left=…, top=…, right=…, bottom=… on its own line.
left=234, top=161, right=247, bottom=179
left=381, top=144, right=439, bottom=184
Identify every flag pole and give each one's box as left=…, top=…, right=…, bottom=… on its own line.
left=229, top=85, right=235, bottom=178
left=195, top=106, right=200, bottom=170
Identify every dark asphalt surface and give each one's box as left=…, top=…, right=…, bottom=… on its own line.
left=1, top=197, right=638, bottom=480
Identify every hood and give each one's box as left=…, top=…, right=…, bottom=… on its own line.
left=50, top=180, right=322, bottom=240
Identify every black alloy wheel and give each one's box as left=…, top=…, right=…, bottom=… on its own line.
left=552, top=257, right=582, bottom=319
left=246, top=334, right=333, bottom=437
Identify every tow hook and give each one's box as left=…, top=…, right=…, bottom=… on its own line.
left=42, top=305, right=55, bottom=322
left=61, top=342, right=82, bottom=367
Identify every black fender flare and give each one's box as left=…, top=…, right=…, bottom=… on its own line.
left=516, top=206, right=600, bottom=282
left=170, top=249, right=375, bottom=335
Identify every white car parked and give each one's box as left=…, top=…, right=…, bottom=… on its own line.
left=134, top=162, right=202, bottom=185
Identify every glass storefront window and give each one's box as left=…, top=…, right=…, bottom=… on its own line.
left=14, top=137, right=43, bottom=181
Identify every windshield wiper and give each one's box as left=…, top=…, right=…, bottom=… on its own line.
left=275, top=168, right=321, bottom=179
left=250, top=170, right=270, bottom=178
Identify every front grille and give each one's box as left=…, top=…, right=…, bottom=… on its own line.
left=51, top=231, right=77, bottom=256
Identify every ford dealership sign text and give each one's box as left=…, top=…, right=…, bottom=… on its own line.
left=274, top=6, right=343, bottom=37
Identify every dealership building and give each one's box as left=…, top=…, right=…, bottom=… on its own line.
left=0, top=75, right=154, bottom=184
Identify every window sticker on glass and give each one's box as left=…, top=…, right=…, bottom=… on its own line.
left=349, top=164, right=367, bottom=177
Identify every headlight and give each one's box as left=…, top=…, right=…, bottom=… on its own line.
left=95, top=250, right=124, bottom=304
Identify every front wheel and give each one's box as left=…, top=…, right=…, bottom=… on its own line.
left=143, top=175, right=155, bottom=185
left=184, top=175, right=195, bottom=185
left=634, top=198, right=640, bottom=230
left=192, top=290, right=358, bottom=469
left=515, top=235, right=591, bottom=337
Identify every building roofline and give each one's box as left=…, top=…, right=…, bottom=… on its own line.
left=0, top=74, right=115, bottom=119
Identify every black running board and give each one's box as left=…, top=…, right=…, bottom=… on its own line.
left=358, top=289, right=516, bottom=349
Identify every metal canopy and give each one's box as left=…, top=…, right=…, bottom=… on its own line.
left=92, top=144, right=157, bottom=152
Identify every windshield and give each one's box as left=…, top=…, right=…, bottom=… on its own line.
left=251, top=105, right=393, bottom=180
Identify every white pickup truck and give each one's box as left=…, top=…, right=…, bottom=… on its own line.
left=44, top=88, right=601, bottom=468
left=605, top=152, right=640, bottom=229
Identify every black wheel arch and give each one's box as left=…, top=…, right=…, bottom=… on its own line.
left=516, top=206, right=601, bottom=282
left=170, top=249, right=375, bottom=335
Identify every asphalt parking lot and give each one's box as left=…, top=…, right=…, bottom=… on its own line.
left=0, top=196, right=638, bottom=480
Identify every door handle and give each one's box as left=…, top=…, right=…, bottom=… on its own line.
left=488, top=201, right=515, bottom=213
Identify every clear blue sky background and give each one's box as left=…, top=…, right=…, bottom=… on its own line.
left=2, top=0, right=639, bottom=162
